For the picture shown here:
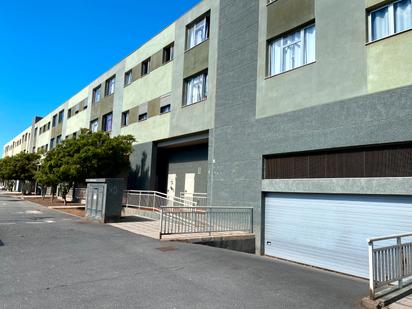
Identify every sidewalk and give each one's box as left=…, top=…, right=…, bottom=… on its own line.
left=388, top=295, right=412, bottom=308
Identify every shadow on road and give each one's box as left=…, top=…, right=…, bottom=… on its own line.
left=112, top=216, right=155, bottom=223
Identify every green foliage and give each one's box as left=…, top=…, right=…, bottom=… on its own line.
left=0, top=152, right=40, bottom=182
left=35, top=130, right=135, bottom=201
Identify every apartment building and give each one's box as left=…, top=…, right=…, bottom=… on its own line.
left=4, top=0, right=412, bottom=278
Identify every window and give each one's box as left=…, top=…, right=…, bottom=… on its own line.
left=90, top=119, right=99, bottom=133
left=105, top=76, right=116, bottom=96
left=163, top=43, right=174, bottom=63
left=58, top=110, right=64, bottom=123
left=138, top=113, right=148, bottom=122
left=141, top=58, right=151, bottom=76
left=369, top=0, right=412, bottom=42
left=186, top=15, right=210, bottom=49
left=68, top=109, right=72, bottom=118
left=50, top=138, right=55, bottom=150
left=267, top=24, right=316, bottom=76
left=39, top=127, right=43, bottom=135
left=121, top=111, right=129, bottom=127
left=160, top=104, right=171, bottom=114
left=56, top=135, right=62, bottom=145
left=72, top=132, right=77, bottom=139
left=124, top=70, right=133, bottom=86
left=47, top=122, right=50, bottom=130
left=102, top=113, right=113, bottom=132
left=52, top=115, right=57, bottom=127
left=74, top=104, right=81, bottom=114
left=184, top=71, right=208, bottom=106
left=93, top=85, right=101, bottom=103
left=83, top=99, right=88, bottom=110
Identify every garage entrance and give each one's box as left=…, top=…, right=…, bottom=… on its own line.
left=264, top=193, right=412, bottom=278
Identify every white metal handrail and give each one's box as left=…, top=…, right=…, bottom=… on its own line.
left=123, top=190, right=197, bottom=213
left=160, top=206, right=254, bottom=239
left=368, top=232, right=412, bottom=299
left=179, top=192, right=208, bottom=207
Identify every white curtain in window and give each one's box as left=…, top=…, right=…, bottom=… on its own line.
left=187, top=27, right=195, bottom=49
left=195, top=18, right=206, bottom=45
left=269, top=39, right=282, bottom=76
left=106, top=114, right=112, bottom=132
left=304, top=25, right=316, bottom=64
left=186, top=74, right=206, bottom=105
left=188, top=18, right=207, bottom=49
left=372, top=7, right=389, bottom=40
left=109, top=78, right=115, bottom=94
left=282, top=31, right=302, bottom=72
left=91, top=121, right=98, bottom=133
left=395, top=0, right=412, bottom=32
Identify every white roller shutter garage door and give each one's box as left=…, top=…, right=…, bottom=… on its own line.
left=265, top=193, right=412, bottom=278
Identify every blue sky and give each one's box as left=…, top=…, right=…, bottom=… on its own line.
left=0, top=0, right=200, bottom=149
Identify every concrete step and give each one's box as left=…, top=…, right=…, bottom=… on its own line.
left=362, top=285, right=412, bottom=309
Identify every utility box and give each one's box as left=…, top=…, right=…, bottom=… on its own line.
left=85, top=178, right=125, bottom=223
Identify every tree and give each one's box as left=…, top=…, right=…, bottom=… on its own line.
left=36, top=130, right=135, bottom=204
left=0, top=152, right=40, bottom=194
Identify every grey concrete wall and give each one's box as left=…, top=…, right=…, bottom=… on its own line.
left=262, top=178, right=412, bottom=196
left=257, top=0, right=368, bottom=118
left=128, top=142, right=154, bottom=190
left=267, top=0, right=314, bottom=39
left=183, top=40, right=209, bottom=78
left=211, top=0, right=412, bottom=254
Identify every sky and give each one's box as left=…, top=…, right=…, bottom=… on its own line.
left=0, top=0, right=201, bottom=149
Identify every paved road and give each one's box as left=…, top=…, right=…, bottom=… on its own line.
left=0, top=193, right=367, bottom=309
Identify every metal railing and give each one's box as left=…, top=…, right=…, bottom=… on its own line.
left=123, top=190, right=197, bottom=213
left=368, top=232, right=412, bottom=299
left=160, top=207, right=253, bottom=239
left=179, top=192, right=208, bottom=207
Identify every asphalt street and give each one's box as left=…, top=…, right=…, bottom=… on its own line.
left=0, top=193, right=367, bottom=309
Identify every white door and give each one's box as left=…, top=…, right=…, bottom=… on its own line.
left=184, top=173, right=195, bottom=201
left=167, top=174, right=176, bottom=199
left=265, top=193, right=412, bottom=278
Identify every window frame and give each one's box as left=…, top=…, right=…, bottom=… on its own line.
left=52, top=115, right=57, bottom=127
left=267, top=23, right=316, bottom=77
left=92, top=85, right=101, bottom=103
left=121, top=111, right=130, bottom=127
left=141, top=58, right=151, bottom=77
left=90, top=119, right=99, bottom=133
left=183, top=70, right=209, bottom=106
left=186, top=15, right=210, bottom=50
left=124, top=70, right=133, bottom=86
left=368, top=0, right=412, bottom=42
left=163, top=43, right=174, bottom=64
left=102, top=112, right=113, bottom=132
left=105, top=76, right=116, bottom=96
left=138, top=112, right=148, bottom=122
left=160, top=104, right=171, bottom=114
left=58, top=110, right=64, bottom=124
